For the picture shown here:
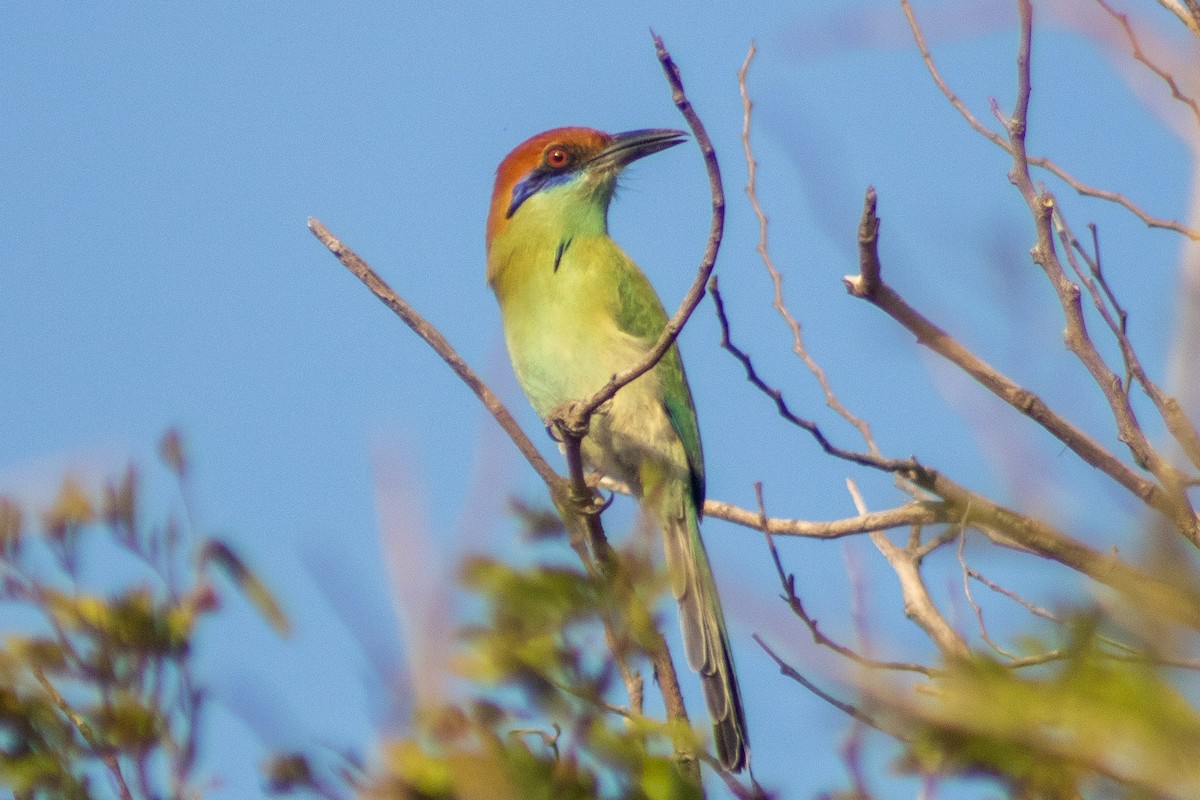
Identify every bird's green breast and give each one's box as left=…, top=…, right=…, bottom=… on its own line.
left=488, top=208, right=705, bottom=508
left=491, top=229, right=638, bottom=418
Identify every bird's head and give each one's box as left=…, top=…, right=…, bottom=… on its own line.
left=486, top=126, right=687, bottom=251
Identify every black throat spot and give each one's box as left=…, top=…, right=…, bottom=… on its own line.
left=553, top=237, right=573, bottom=272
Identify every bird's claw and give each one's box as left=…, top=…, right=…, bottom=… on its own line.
left=549, top=400, right=590, bottom=441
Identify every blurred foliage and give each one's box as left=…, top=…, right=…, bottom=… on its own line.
left=14, top=440, right=1199, bottom=800
left=879, top=615, right=1200, bottom=799
left=0, top=430, right=288, bottom=800
left=357, top=525, right=704, bottom=800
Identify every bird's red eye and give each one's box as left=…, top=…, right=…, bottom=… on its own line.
left=545, top=147, right=571, bottom=169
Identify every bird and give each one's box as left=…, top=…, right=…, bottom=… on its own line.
left=485, top=126, right=748, bottom=772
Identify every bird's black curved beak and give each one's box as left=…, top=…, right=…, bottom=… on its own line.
left=589, top=128, right=688, bottom=173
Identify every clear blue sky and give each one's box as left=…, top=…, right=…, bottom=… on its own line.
left=2, top=2, right=1194, bottom=797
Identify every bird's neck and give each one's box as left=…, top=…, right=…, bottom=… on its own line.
left=486, top=191, right=610, bottom=298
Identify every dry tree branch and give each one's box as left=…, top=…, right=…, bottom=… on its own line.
left=556, top=31, right=723, bottom=436
left=1096, top=0, right=1200, bottom=125
left=754, top=483, right=937, bottom=676
left=1156, top=0, right=1200, bottom=36
left=302, top=220, right=686, bottom=719
left=596, top=474, right=954, bottom=537
left=898, top=0, right=1200, bottom=241
left=919, top=462, right=1200, bottom=630
left=709, top=277, right=916, bottom=475
left=998, top=1, right=1199, bottom=543
left=968, top=567, right=1059, bottom=623
left=913, top=526, right=961, bottom=561
left=966, top=566, right=1200, bottom=671
left=1054, top=212, right=1200, bottom=471
left=956, top=528, right=1019, bottom=660
left=310, top=211, right=698, bottom=786
left=705, top=496, right=952, bottom=539
left=1055, top=215, right=1137, bottom=389
left=845, top=187, right=1199, bottom=541
left=752, top=634, right=894, bottom=736
left=738, top=42, right=882, bottom=458
left=309, top=200, right=700, bottom=786
left=964, top=564, right=1200, bottom=671
left=306, top=219, right=560, bottom=491
left=310, top=33, right=730, bottom=783
left=537, top=37, right=724, bottom=765
left=849, top=479, right=970, bottom=660
left=711, top=184, right=1200, bottom=626
left=844, top=189, right=1200, bottom=629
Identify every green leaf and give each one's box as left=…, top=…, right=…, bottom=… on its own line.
left=201, top=541, right=290, bottom=636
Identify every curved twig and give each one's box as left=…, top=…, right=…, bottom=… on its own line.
left=560, top=31, right=724, bottom=432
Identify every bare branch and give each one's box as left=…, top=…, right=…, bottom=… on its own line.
left=309, top=171, right=698, bottom=783
left=844, top=188, right=1199, bottom=540
left=1096, top=0, right=1200, bottom=124
left=956, top=528, right=1019, bottom=660
left=899, top=0, right=1200, bottom=241
left=756, top=483, right=937, bottom=676
left=600, top=473, right=952, bottom=539
left=922, top=467, right=1200, bottom=631
left=1155, top=0, right=1200, bottom=36
left=706, top=496, right=950, bottom=539
left=851, top=480, right=970, bottom=660
left=738, top=41, right=882, bottom=458
left=995, top=3, right=1200, bottom=543
left=753, top=634, right=895, bottom=736
left=559, top=32, right=724, bottom=433
left=712, top=186, right=1200, bottom=623
left=306, top=218, right=561, bottom=491
left=1055, top=213, right=1200, bottom=471
left=710, top=276, right=915, bottom=475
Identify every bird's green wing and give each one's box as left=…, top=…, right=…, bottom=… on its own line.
left=611, top=250, right=706, bottom=511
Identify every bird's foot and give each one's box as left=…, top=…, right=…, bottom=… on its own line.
left=549, top=400, right=590, bottom=442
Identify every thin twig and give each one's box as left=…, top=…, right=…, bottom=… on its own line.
left=710, top=276, right=915, bottom=474
left=844, top=188, right=1199, bottom=540
left=753, top=635, right=898, bottom=738
left=737, top=41, right=882, bottom=458
left=1155, top=0, right=1200, bottom=36
left=307, top=219, right=561, bottom=490
left=307, top=221, right=658, bottom=741
left=716, top=191, right=1200, bottom=627
left=956, top=527, right=1018, bottom=659
left=707, top=495, right=951, bottom=538
left=898, top=0, right=1200, bottom=241
left=1096, top=0, right=1200, bottom=124
left=558, top=31, right=724, bottom=433
left=851, top=479, right=970, bottom=660
left=1058, top=217, right=1200, bottom=471
left=596, top=474, right=955, bottom=538
left=755, top=483, right=936, bottom=676
left=308, top=34, right=715, bottom=781
left=997, top=2, right=1200, bottom=543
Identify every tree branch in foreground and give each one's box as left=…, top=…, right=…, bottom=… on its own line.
left=555, top=30, right=724, bottom=439
left=306, top=222, right=697, bottom=777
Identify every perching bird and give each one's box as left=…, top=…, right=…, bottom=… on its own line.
left=485, top=126, right=748, bottom=772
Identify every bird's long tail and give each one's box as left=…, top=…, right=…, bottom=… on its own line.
left=657, top=481, right=748, bottom=772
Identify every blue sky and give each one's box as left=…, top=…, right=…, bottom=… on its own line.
left=2, top=2, right=1196, bottom=797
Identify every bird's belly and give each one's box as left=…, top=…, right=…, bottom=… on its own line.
left=583, top=383, right=685, bottom=496
left=506, top=323, right=683, bottom=495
